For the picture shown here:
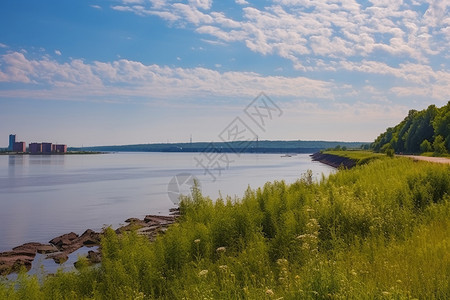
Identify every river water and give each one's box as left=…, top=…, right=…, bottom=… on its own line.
left=0, top=152, right=334, bottom=252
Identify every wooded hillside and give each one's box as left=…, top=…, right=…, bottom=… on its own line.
left=371, top=101, right=450, bottom=155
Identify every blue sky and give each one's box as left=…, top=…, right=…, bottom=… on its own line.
left=0, top=0, right=448, bottom=146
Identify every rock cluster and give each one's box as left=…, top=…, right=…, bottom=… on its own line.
left=117, top=208, right=179, bottom=242
left=0, top=208, right=180, bottom=275
left=0, top=242, right=58, bottom=275
left=46, top=229, right=101, bottom=264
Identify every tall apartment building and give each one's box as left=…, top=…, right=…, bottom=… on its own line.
left=29, top=143, right=42, bottom=154
left=8, top=134, right=16, bottom=151
left=42, top=142, right=52, bottom=153
left=53, top=144, right=67, bottom=153
left=29, top=142, right=67, bottom=154
left=13, top=142, right=26, bottom=152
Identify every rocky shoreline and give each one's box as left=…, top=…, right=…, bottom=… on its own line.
left=310, top=152, right=356, bottom=169
left=0, top=208, right=180, bottom=276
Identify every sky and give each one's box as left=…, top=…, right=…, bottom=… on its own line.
left=0, top=0, right=449, bottom=147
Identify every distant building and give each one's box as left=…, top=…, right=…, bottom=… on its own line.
left=13, top=142, right=26, bottom=152
left=29, top=143, right=42, bottom=154
left=42, top=142, right=52, bottom=153
left=8, top=134, right=16, bottom=151
left=29, top=142, right=67, bottom=154
left=54, top=144, right=67, bottom=153
left=8, top=135, right=67, bottom=154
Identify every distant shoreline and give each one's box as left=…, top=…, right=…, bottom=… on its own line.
left=69, top=140, right=368, bottom=154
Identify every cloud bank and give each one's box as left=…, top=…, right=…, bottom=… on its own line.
left=0, top=52, right=334, bottom=101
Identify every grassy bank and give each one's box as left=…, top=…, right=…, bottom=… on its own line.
left=322, top=150, right=386, bottom=165
left=421, top=152, right=450, bottom=158
left=1, top=157, right=449, bottom=299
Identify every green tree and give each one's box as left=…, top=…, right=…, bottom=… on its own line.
left=433, top=135, right=447, bottom=155
left=396, top=110, right=417, bottom=152
left=433, top=101, right=450, bottom=152
left=404, top=105, right=437, bottom=153
left=386, top=148, right=395, bottom=157
left=371, top=104, right=448, bottom=154
left=380, top=143, right=395, bottom=157
left=420, top=139, right=432, bottom=153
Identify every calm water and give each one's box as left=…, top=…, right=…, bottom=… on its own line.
left=0, top=153, right=334, bottom=252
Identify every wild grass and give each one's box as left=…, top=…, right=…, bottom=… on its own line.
left=421, top=151, right=450, bottom=158
left=1, top=157, right=449, bottom=299
left=323, top=150, right=387, bottom=165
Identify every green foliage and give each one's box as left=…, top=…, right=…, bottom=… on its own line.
left=433, top=135, right=447, bottom=155
left=420, top=139, right=432, bottom=153
left=372, top=102, right=450, bottom=155
left=1, top=158, right=449, bottom=299
left=324, top=150, right=385, bottom=165
left=386, top=148, right=395, bottom=157
left=433, top=102, right=450, bottom=149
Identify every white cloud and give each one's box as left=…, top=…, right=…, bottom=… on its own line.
left=210, top=12, right=241, bottom=28
left=172, top=3, right=213, bottom=24
left=4, top=1, right=446, bottom=107
left=111, top=5, right=134, bottom=13
left=188, top=0, right=213, bottom=10
left=105, top=0, right=450, bottom=102
left=200, top=38, right=227, bottom=46
left=196, top=26, right=245, bottom=42
left=90, top=5, right=101, bottom=10
left=147, top=10, right=179, bottom=21
left=390, top=86, right=431, bottom=98
left=149, top=0, right=166, bottom=9
left=337, top=60, right=442, bottom=85
left=0, top=52, right=35, bottom=83
left=110, top=0, right=448, bottom=79
left=0, top=43, right=7, bottom=48
left=0, top=52, right=334, bottom=101
left=334, top=59, right=450, bottom=101
left=55, top=50, right=62, bottom=56
left=122, top=0, right=144, bottom=4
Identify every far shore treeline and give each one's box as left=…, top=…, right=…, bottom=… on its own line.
left=371, top=101, right=450, bottom=155
left=69, top=140, right=367, bottom=154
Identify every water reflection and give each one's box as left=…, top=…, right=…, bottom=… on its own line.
left=8, top=155, right=25, bottom=177
left=29, top=155, right=65, bottom=165
left=8, top=155, right=25, bottom=166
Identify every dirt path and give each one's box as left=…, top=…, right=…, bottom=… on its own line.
left=398, top=155, right=450, bottom=164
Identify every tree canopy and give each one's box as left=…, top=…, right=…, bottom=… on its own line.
left=371, top=101, right=450, bottom=154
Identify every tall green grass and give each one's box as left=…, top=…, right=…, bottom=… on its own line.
left=323, top=150, right=387, bottom=165
left=1, top=158, right=449, bottom=299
